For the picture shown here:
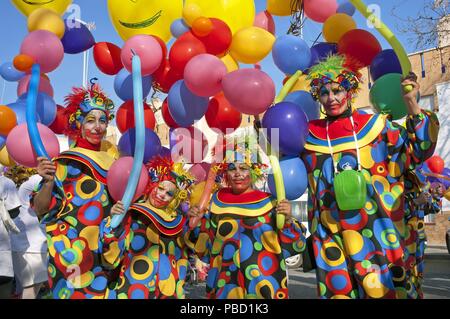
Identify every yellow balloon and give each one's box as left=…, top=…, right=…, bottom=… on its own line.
left=0, top=146, right=16, bottom=167
left=11, top=0, right=72, bottom=16
left=185, top=0, right=255, bottom=35
left=289, top=74, right=311, bottom=93
left=27, top=8, right=65, bottom=38
left=182, top=3, right=203, bottom=26
left=220, top=54, right=239, bottom=73
left=323, top=13, right=357, bottom=44
left=444, top=189, right=450, bottom=201
left=230, top=27, right=275, bottom=64
left=100, top=140, right=119, bottom=160
left=107, top=0, right=183, bottom=42
left=190, top=181, right=206, bottom=206
left=267, top=0, right=297, bottom=16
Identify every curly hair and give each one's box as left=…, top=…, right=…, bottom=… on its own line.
left=4, top=165, right=38, bottom=187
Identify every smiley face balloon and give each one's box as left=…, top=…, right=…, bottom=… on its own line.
left=11, top=0, right=72, bottom=16
left=108, top=0, right=183, bottom=42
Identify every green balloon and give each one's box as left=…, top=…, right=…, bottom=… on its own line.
left=369, top=73, right=407, bottom=120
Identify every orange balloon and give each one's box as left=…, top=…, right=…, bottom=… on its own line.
left=192, top=17, right=213, bottom=37
left=0, top=105, right=17, bottom=136
left=13, top=54, right=34, bottom=72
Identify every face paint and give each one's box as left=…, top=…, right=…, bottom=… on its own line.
left=318, top=83, right=350, bottom=117
left=226, top=163, right=252, bottom=194
left=149, top=180, right=176, bottom=208
left=81, top=110, right=108, bottom=145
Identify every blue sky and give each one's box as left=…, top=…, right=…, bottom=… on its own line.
left=0, top=0, right=429, bottom=110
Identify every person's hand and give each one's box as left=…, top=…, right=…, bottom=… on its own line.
left=415, top=192, right=432, bottom=205
left=188, top=205, right=207, bottom=218
left=36, top=157, right=56, bottom=182
left=111, top=201, right=125, bottom=216
left=276, top=199, right=292, bottom=220
left=401, top=72, right=421, bottom=115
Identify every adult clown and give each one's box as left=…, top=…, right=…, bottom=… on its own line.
left=32, top=84, right=117, bottom=299
left=302, top=55, right=439, bottom=299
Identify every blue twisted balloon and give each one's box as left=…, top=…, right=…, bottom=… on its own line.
left=110, top=54, right=145, bottom=229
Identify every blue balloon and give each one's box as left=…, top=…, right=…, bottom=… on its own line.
left=114, top=68, right=152, bottom=101
left=370, top=49, right=402, bottom=82
left=0, top=134, right=6, bottom=149
left=0, top=62, right=25, bottom=82
left=442, top=168, right=450, bottom=189
left=310, top=42, right=338, bottom=66
left=262, top=102, right=309, bottom=156
left=118, top=128, right=162, bottom=163
left=168, top=80, right=209, bottom=127
left=160, top=146, right=171, bottom=158
left=170, top=19, right=190, bottom=38
left=337, top=2, right=356, bottom=16
left=268, top=156, right=308, bottom=200
left=61, top=19, right=95, bottom=54
left=8, top=99, right=29, bottom=124
left=272, top=35, right=311, bottom=75
left=18, top=92, right=56, bottom=126
left=284, top=90, right=320, bottom=121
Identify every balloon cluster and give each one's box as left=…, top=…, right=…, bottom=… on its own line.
left=422, top=155, right=450, bottom=201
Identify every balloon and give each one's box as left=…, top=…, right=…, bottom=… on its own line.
left=6, top=123, right=60, bottom=168
left=61, top=19, right=95, bottom=54
left=27, top=8, right=65, bottom=38
left=13, top=54, right=34, bottom=72
left=169, top=32, right=207, bottom=75
left=93, top=42, right=123, bottom=75
left=20, top=30, right=64, bottom=73
left=184, top=54, right=227, bottom=97
left=114, top=68, right=152, bottom=101
left=190, top=181, right=206, bottom=206
left=0, top=146, right=16, bottom=167
left=262, top=102, right=309, bottom=156
left=426, top=155, right=445, bottom=174
left=152, top=35, right=168, bottom=58
left=284, top=90, right=320, bottom=121
left=161, top=98, right=179, bottom=128
left=445, top=189, right=450, bottom=201
left=337, top=2, right=356, bottom=16
left=107, top=156, right=149, bottom=202
left=229, top=27, right=275, bottom=64
left=309, top=42, right=338, bottom=66
left=369, top=73, right=407, bottom=120
left=170, top=126, right=208, bottom=163
left=192, top=17, right=213, bottom=37
left=338, top=29, right=382, bottom=67
left=323, top=13, right=357, bottom=43
left=170, top=19, right=190, bottom=38
left=160, top=146, right=171, bottom=158
left=48, top=105, right=67, bottom=135
left=121, top=35, right=163, bottom=76
left=193, top=18, right=232, bottom=56
left=370, top=49, right=402, bottom=82
left=17, top=74, right=54, bottom=97
left=267, top=0, right=293, bottom=16
left=7, top=100, right=28, bottom=125
left=0, top=62, right=25, bottom=82
left=188, top=162, right=211, bottom=183
left=118, top=128, right=161, bottom=163
left=11, top=0, right=72, bottom=16
left=0, top=106, right=17, bottom=136
left=268, top=156, right=308, bottom=200
left=107, top=0, right=183, bottom=42
left=184, top=0, right=255, bottom=35
left=100, top=140, right=119, bottom=160
left=182, top=3, right=203, bottom=26
left=284, top=74, right=311, bottom=93
left=0, top=136, right=5, bottom=150
left=205, top=92, right=242, bottom=134
left=18, top=92, right=57, bottom=126
left=115, top=100, right=156, bottom=133
left=254, top=10, right=275, bottom=35
left=272, top=35, right=312, bottom=75
left=168, top=80, right=209, bottom=127
left=304, top=0, right=338, bottom=23
left=222, top=68, right=275, bottom=115
left=221, top=54, right=239, bottom=73
left=441, top=168, right=450, bottom=189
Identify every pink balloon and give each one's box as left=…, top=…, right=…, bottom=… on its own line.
left=184, top=54, right=227, bottom=97
left=304, top=0, right=338, bottom=23
left=170, top=126, right=209, bottom=164
left=6, top=123, right=60, bottom=168
left=188, top=162, right=211, bottom=183
left=20, top=30, right=64, bottom=73
left=107, top=156, right=149, bottom=202
left=222, top=69, right=275, bottom=115
left=254, top=10, right=276, bottom=35
left=17, top=75, right=54, bottom=97
left=121, top=35, right=163, bottom=76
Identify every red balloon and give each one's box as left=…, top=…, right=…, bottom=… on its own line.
left=152, top=59, right=183, bottom=93
left=205, top=92, right=242, bottom=134
left=151, top=35, right=168, bottom=58
left=48, top=104, right=67, bottom=135
left=116, top=100, right=156, bottom=133
left=193, top=18, right=232, bottom=56
left=338, top=29, right=382, bottom=67
left=161, top=98, right=179, bottom=128
left=93, top=42, right=123, bottom=75
left=426, top=155, right=445, bottom=174
left=169, top=32, right=206, bottom=75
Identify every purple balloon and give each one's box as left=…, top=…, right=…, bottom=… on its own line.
left=118, top=128, right=162, bottom=163
left=114, top=68, right=152, bottom=101
left=61, top=19, right=95, bottom=54
left=262, top=102, right=309, bottom=156
left=310, top=42, right=338, bottom=66
left=160, top=146, right=171, bottom=158
left=284, top=90, right=320, bottom=121
left=0, top=135, right=6, bottom=149
left=337, top=2, right=356, bottom=16
left=18, top=93, right=56, bottom=126
left=268, top=156, right=307, bottom=200
left=370, top=49, right=402, bottom=82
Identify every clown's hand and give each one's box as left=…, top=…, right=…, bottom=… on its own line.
left=0, top=199, right=20, bottom=234
left=111, top=201, right=125, bottom=216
